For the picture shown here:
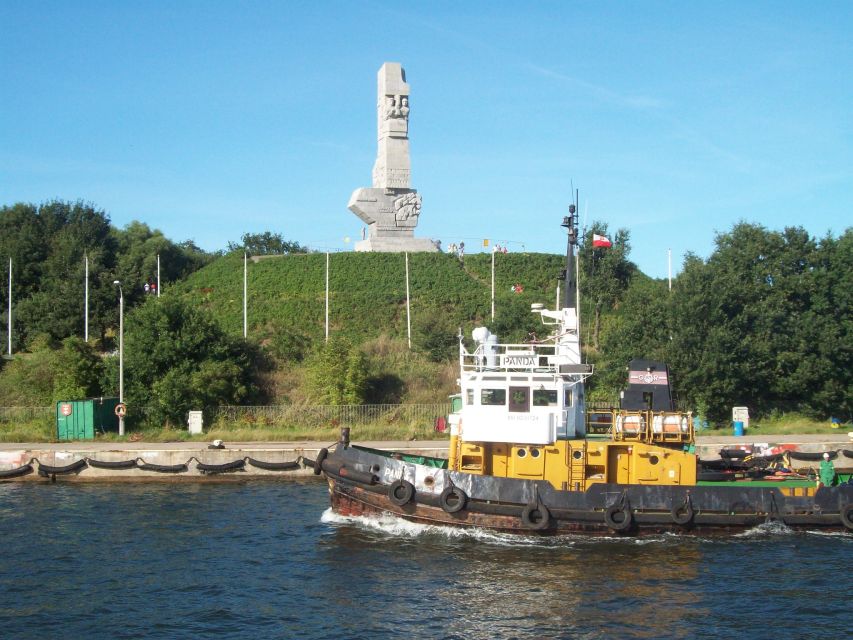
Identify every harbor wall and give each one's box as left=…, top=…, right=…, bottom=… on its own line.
left=0, top=436, right=850, bottom=481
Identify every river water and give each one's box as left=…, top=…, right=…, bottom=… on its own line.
left=1, top=480, right=850, bottom=640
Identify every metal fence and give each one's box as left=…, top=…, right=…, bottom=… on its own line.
left=209, top=403, right=451, bottom=429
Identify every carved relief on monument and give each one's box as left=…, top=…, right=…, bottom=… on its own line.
left=380, top=94, right=409, bottom=137
left=393, top=192, right=421, bottom=226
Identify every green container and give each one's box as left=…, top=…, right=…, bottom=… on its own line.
left=56, top=397, right=120, bottom=440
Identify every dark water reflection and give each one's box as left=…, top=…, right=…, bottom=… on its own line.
left=0, top=481, right=850, bottom=639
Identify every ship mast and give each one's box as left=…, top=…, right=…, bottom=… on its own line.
left=561, top=193, right=579, bottom=310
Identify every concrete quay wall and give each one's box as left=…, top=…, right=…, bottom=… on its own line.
left=0, top=435, right=850, bottom=481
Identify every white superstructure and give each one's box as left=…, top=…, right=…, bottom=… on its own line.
left=457, top=304, right=592, bottom=445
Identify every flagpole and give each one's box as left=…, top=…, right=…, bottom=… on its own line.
left=325, top=252, right=330, bottom=342
left=668, top=249, right=672, bottom=291
left=157, top=253, right=161, bottom=297
left=405, top=252, right=412, bottom=349
left=84, top=253, right=89, bottom=342
left=7, top=258, right=11, bottom=356
left=243, top=252, right=247, bottom=338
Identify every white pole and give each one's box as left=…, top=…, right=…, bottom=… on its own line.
left=668, top=248, right=672, bottom=291
left=113, top=281, right=125, bottom=436
left=84, top=254, right=89, bottom=342
left=556, top=282, right=560, bottom=310
left=405, top=252, right=412, bottom=349
left=243, top=252, right=248, bottom=339
left=7, top=258, right=11, bottom=356
left=490, top=247, right=495, bottom=322
left=157, top=253, right=161, bottom=297
left=325, top=252, right=330, bottom=342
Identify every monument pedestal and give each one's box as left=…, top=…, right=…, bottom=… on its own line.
left=355, top=237, right=439, bottom=252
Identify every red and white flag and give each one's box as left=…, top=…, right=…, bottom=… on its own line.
left=592, top=234, right=612, bottom=248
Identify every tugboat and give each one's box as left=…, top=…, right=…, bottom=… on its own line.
left=317, top=209, right=853, bottom=535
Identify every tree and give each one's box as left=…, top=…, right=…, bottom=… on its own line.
left=579, top=224, right=635, bottom=351
left=227, top=232, right=306, bottom=256
left=305, top=337, right=368, bottom=404
left=13, top=201, right=118, bottom=344
left=102, top=296, right=265, bottom=425
left=113, top=221, right=214, bottom=307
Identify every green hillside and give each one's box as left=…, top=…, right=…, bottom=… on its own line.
left=173, top=251, right=566, bottom=345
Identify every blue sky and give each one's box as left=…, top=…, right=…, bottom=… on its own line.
left=2, top=1, right=851, bottom=278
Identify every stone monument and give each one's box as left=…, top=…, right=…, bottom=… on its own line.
left=348, top=63, right=438, bottom=252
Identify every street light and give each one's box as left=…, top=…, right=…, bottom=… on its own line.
left=113, top=280, right=124, bottom=436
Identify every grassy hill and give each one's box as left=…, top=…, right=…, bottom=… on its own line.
left=173, top=251, right=567, bottom=347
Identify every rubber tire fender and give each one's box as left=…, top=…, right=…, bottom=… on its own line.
left=671, top=499, right=694, bottom=526
left=313, top=448, right=328, bottom=475
left=521, top=503, right=551, bottom=530
left=388, top=479, right=416, bottom=506
left=841, top=504, right=853, bottom=531
left=439, top=486, right=467, bottom=513
left=604, top=504, right=633, bottom=532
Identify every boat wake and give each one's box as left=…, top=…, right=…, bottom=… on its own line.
left=320, top=508, right=707, bottom=546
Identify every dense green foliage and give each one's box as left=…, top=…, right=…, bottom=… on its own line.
left=304, top=337, right=368, bottom=405
left=101, top=297, right=265, bottom=425
left=226, top=231, right=306, bottom=256
left=0, top=201, right=213, bottom=348
left=602, top=224, right=852, bottom=423
left=0, top=336, right=103, bottom=405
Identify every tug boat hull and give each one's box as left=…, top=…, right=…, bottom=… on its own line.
left=322, top=445, right=853, bottom=536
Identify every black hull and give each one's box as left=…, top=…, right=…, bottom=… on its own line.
left=322, top=445, right=853, bottom=536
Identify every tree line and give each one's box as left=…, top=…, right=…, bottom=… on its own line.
left=587, top=223, right=851, bottom=424
left=1, top=199, right=849, bottom=426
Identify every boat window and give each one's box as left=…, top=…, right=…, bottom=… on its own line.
left=509, top=386, right=530, bottom=413
left=564, top=389, right=573, bottom=407
left=481, top=389, right=506, bottom=406
left=466, top=389, right=474, bottom=405
left=533, top=389, right=558, bottom=406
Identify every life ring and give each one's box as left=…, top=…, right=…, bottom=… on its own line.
left=841, top=504, right=853, bottom=531
left=313, top=448, right=328, bottom=475
left=521, top=503, right=551, bottom=530
left=114, top=403, right=127, bottom=418
left=388, top=479, right=415, bottom=506
left=439, top=486, right=467, bottom=513
left=670, top=498, right=694, bottom=526
left=604, top=503, right=633, bottom=531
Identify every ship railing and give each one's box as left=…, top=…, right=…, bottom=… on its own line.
left=460, top=342, right=569, bottom=373
left=611, top=410, right=694, bottom=444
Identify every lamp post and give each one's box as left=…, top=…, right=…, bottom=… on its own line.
left=113, top=280, right=124, bottom=436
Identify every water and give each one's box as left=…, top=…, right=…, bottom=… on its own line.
left=1, top=480, right=850, bottom=640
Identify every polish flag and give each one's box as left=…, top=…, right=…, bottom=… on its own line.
left=592, top=234, right=612, bottom=248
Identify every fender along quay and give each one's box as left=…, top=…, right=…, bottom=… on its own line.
left=320, top=210, right=853, bottom=536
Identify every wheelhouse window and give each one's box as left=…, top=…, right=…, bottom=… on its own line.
left=533, top=389, right=558, bottom=407
left=481, top=389, right=506, bottom=406
left=509, top=386, right=530, bottom=413
left=466, top=389, right=474, bottom=405
left=564, top=389, right=573, bottom=407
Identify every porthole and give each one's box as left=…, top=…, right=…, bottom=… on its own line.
left=649, top=455, right=659, bottom=466
left=370, top=464, right=381, bottom=473
left=424, top=476, right=435, bottom=487
left=530, top=448, right=541, bottom=458
left=572, top=450, right=583, bottom=460
left=517, top=448, right=527, bottom=458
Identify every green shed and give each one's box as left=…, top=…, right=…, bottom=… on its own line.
left=56, top=397, right=120, bottom=440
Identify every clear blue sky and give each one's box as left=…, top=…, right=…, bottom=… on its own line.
left=2, top=1, right=851, bottom=278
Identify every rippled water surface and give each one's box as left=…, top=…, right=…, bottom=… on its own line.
left=1, top=481, right=851, bottom=639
